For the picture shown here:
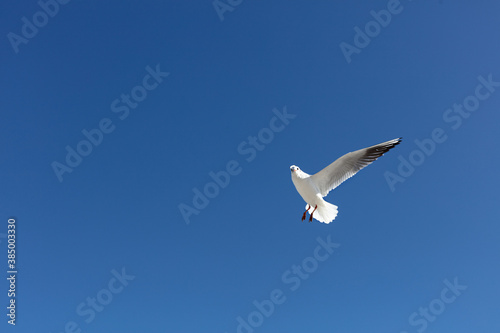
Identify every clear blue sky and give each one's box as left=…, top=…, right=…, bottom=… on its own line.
left=1, top=1, right=499, bottom=332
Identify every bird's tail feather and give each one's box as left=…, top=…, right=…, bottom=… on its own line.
left=307, top=202, right=338, bottom=224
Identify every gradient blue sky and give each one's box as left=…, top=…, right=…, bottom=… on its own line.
left=1, top=1, right=500, bottom=332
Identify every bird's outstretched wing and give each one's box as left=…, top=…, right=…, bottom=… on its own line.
left=310, top=138, right=402, bottom=197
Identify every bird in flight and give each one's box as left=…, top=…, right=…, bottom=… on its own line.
left=290, top=138, right=402, bottom=223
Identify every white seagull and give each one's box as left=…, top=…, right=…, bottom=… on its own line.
left=290, top=138, right=402, bottom=223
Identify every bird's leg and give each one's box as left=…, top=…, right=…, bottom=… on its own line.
left=302, top=205, right=310, bottom=221
left=309, top=205, right=318, bottom=222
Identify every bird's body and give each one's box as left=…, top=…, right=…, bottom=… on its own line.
left=290, top=138, right=402, bottom=223
left=291, top=168, right=339, bottom=223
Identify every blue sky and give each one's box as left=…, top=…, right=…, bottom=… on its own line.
left=1, top=1, right=500, bottom=332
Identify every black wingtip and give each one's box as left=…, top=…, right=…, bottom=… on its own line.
left=388, top=137, right=402, bottom=147
left=364, top=138, right=399, bottom=156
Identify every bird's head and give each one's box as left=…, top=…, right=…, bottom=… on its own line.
left=290, top=165, right=308, bottom=179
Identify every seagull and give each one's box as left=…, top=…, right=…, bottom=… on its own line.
left=290, top=138, right=402, bottom=223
